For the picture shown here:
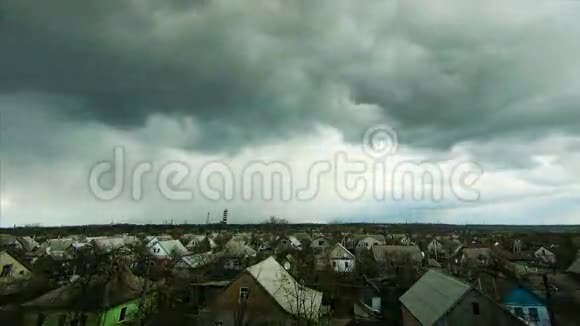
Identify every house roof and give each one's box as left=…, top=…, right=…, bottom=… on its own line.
left=291, top=233, right=312, bottom=242
left=501, top=286, right=545, bottom=306
left=0, top=234, right=22, bottom=248
left=329, top=243, right=355, bottom=259
left=40, top=239, right=74, bottom=254
left=287, top=236, right=301, bottom=247
left=177, top=252, right=215, bottom=269
left=145, top=235, right=173, bottom=245
left=400, top=269, right=472, bottom=325
left=354, top=234, right=386, bottom=244
left=246, top=256, right=323, bottom=320
left=157, top=240, right=189, bottom=256
left=17, top=236, right=39, bottom=252
left=0, top=250, right=32, bottom=273
left=535, top=246, right=556, bottom=256
left=181, top=234, right=206, bottom=241
left=91, top=237, right=127, bottom=252
left=22, top=267, right=148, bottom=311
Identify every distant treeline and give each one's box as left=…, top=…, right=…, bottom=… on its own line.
left=1, top=222, right=579, bottom=238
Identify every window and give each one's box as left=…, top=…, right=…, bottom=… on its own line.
left=318, top=240, right=324, bottom=245
left=332, top=261, right=336, bottom=267
left=472, top=302, right=480, bottom=315
left=514, top=307, right=524, bottom=318
left=1, top=264, right=13, bottom=277
left=345, top=261, right=349, bottom=268
left=119, top=306, right=127, bottom=322
left=240, top=287, right=250, bottom=301
left=528, top=308, right=539, bottom=321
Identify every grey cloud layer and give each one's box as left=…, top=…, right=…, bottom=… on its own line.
left=2, top=0, right=580, bottom=152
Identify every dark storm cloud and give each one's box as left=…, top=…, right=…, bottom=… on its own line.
left=1, top=0, right=580, bottom=152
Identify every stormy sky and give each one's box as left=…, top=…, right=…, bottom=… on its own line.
left=1, top=0, right=580, bottom=226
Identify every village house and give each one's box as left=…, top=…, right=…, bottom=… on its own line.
left=315, top=243, right=356, bottom=272
left=174, top=251, right=215, bottom=271
left=34, top=239, right=76, bottom=261
left=400, top=269, right=525, bottom=326
left=205, top=256, right=323, bottom=325
left=387, top=233, right=411, bottom=246
left=310, top=235, right=332, bottom=251
left=148, top=239, right=189, bottom=260
left=276, top=235, right=302, bottom=251
left=17, top=237, right=40, bottom=253
left=20, top=267, right=155, bottom=326
left=290, top=232, right=312, bottom=245
left=181, top=234, right=217, bottom=252
left=144, top=235, right=173, bottom=248
left=220, top=239, right=257, bottom=270
left=354, top=235, right=386, bottom=251
left=501, top=286, right=550, bottom=326
left=426, top=238, right=463, bottom=258
left=534, top=247, right=557, bottom=265
left=0, top=250, right=32, bottom=283
left=91, top=235, right=140, bottom=254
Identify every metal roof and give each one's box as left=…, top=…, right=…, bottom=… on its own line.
left=246, top=256, right=323, bottom=320
left=400, top=269, right=472, bottom=325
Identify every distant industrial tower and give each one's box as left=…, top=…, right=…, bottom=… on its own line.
left=222, top=209, right=228, bottom=225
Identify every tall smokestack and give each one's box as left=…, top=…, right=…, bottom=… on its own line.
left=222, top=209, right=228, bottom=225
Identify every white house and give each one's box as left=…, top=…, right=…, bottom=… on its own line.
left=0, top=250, right=31, bottom=283
left=355, top=235, right=385, bottom=250
left=149, top=240, right=189, bottom=260
left=316, top=243, right=355, bottom=272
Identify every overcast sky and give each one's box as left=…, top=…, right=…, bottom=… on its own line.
left=1, top=0, right=580, bottom=226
